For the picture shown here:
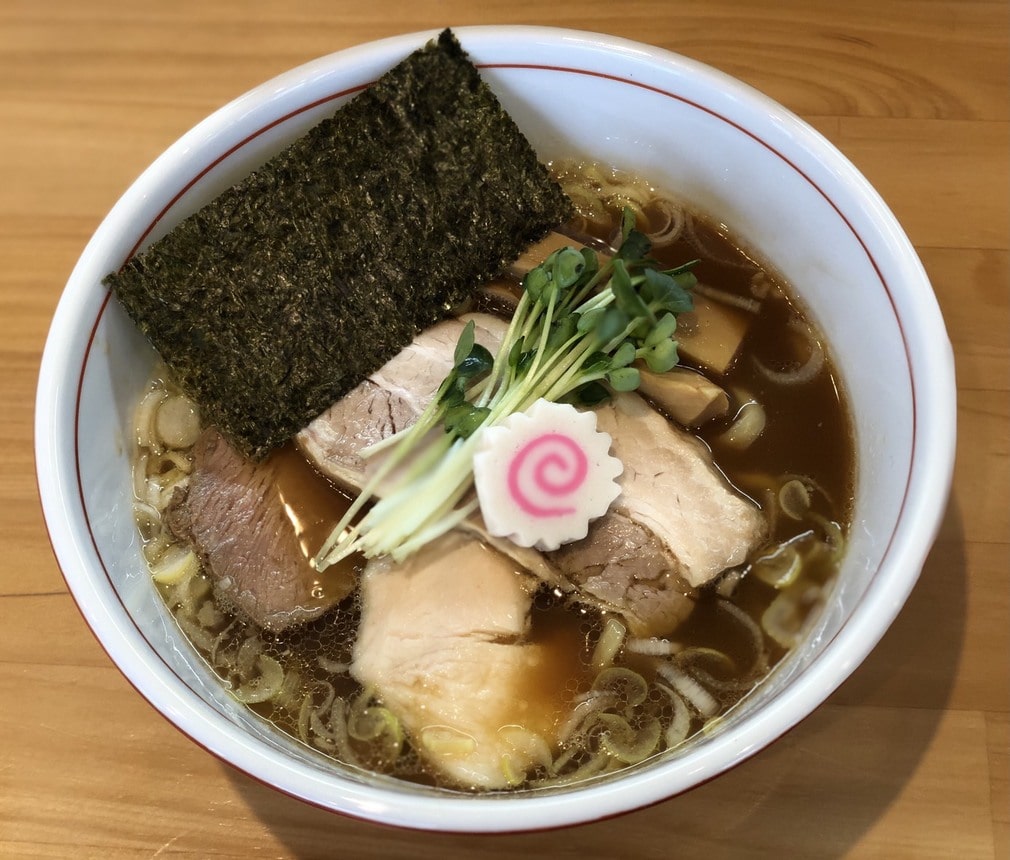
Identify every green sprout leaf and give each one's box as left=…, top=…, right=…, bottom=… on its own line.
left=453, top=319, right=476, bottom=366
left=620, top=206, right=637, bottom=242
left=437, top=376, right=466, bottom=408
left=644, top=267, right=695, bottom=314
left=607, top=366, right=641, bottom=392
left=611, top=259, right=653, bottom=322
left=550, top=246, right=587, bottom=289
left=616, top=228, right=651, bottom=263
left=644, top=312, right=678, bottom=347
left=644, top=338, right=680, bottom=373
left=443, top=404, right=491, bottom=438
left=456, top=343, right=493, bottom=379
left=611, top=340, right=638, bottom=369
left=523, top=265, right=551, bottom=302
left=597, top=307, right=631, bottom=344
left=546, top=315, right=579, bottom=352
left=578, top=247, right=600, bottom=282
left=564, top=380, right=611, bottom=407
left=579, top=351, right=611, bottom=375
left=577, top=306, right=605, bottom=334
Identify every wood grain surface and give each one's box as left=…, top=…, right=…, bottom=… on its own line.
left=2, top=1, right=1007, bottom=857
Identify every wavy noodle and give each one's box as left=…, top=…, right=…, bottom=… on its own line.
left=551, top=159, right=688, bottom=247
left=692, top=281, right=762, bottom=314
left=131, top=370, right=198, bottom=568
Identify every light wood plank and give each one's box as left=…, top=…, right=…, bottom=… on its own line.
left=945, top=390, right=1010, bottom=546
left=827, top=118, right=1009, bottom=252
left=922, top=248, right=1010, bottom=393
left=989, top=711, right=1010, bottom=860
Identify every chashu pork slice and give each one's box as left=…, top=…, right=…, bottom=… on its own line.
left=166, top=428, right=355, bottom=632
left=547, top=392, right=765, bottom=636
left=351, top=532, right=574, bottom=790
left=546, top=510, right=698, bottom=637
left=297, top=314, right=494, bottom=493
left=596, top=392, right=764, bottom=590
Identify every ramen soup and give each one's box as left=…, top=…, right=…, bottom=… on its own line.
left=130, top=164, right=854, bottom=793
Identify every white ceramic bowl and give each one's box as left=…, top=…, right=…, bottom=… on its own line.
left=35, top=26, right=955, bottom=832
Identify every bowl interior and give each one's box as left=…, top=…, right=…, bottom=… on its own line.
left=36, top=27, right=953, bottom=832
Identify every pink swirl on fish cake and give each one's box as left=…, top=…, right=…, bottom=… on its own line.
left=506, top=432, right=588, bottom=517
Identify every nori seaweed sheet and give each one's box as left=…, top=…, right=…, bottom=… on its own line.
left=106, top=30, right=572, bottom=458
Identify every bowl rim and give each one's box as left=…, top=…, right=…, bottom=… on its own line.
left=35, top=24, right=956, bottom=833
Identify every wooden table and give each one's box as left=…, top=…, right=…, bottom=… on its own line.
left=2, top=2, right=1006, bottom=857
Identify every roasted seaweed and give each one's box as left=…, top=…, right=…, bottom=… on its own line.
left=106, top=29, right=572, bottom=458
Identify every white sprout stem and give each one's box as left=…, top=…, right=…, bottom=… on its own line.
left=476, top=291, right=537, bottom=409
left=315, top=419, right=454, bottom=566
left=524, top=284, right=559, bottom=382
left=361, top=453, right=476, bottom=551
left=389, top=497, right=481, bottom=561
left=566, top=259, right=613, bottom=311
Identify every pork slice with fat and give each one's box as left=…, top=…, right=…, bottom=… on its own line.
left=547, top=391, right=766, bottom=636
left=546, top=510, right=696, bottom=637
left=295, top=315, right=465, bottom=493
left=598, top=392, right=765, bottom=590
left=351, top=533, right=575, bottom=790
